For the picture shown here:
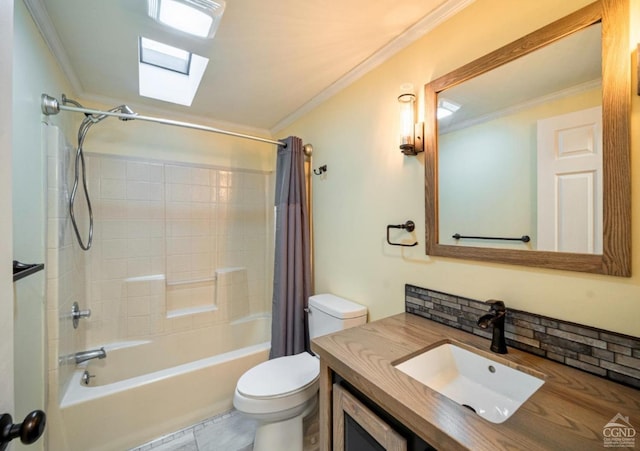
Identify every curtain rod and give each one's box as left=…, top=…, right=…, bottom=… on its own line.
left=40, top=93, right=286, bottom=147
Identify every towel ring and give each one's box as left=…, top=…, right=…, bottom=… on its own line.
left=386, top=220, right=418, bottom=247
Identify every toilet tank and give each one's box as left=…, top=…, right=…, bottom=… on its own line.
left=308, top=294, right=367, bottom=339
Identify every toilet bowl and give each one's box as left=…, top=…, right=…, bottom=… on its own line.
left=233, top=352, right=319, bottom=451
left=233, top=293, right=367, bottom=451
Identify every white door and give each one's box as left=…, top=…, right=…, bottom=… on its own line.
left=0, top=0, right=15, bottom=427
left=537, top=106, right=602, bottom=254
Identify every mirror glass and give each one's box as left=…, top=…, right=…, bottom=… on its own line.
left=424, top=0, right=631, bottom=276
left=437, top=24, right=602, bottom=253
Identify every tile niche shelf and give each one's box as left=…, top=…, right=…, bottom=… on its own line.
left=13, top=260, right=44, bottom=282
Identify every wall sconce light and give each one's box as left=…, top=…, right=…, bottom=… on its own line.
left=398, top=84, right=424, bottom=156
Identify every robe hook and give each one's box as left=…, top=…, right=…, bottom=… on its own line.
left=313, top=165, right=327, bottom=175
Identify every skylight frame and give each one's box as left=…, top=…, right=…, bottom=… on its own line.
left=139, top=36, right=192, bottom=75
left=147, top=0, right=226, bottom=39
left=138, top=36, right=209, bottom=107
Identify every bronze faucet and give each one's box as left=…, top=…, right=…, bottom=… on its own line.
left=477, top=300, right=507, bottom=354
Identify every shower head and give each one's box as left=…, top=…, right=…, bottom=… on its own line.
left=82, top=104, right=137, bottom=125
left=110, top=105, right=137, bottom=121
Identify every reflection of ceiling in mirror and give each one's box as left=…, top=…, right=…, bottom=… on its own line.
left=439, top=23, right=602, bottom=134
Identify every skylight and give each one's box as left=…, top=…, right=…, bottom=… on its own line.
left=139, top=37, right=191, bottom=74
left=437, top=99, right=461, bottom=119
left=147, top=0, right=226, bottom=39
left=138, top=37, right=209, bottom=106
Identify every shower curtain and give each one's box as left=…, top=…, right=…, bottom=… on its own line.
left=270, top=136, right=311, bottom=358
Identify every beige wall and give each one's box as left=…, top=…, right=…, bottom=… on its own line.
left=282, top=0, right=640, bottom=337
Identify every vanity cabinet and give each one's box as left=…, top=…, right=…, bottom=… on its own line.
left=314, top=314, right=640, bottom=450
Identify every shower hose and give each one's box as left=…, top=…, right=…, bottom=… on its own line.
left=69, top=106, right=97, bottom=251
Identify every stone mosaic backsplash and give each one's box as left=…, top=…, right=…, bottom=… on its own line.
left=405, top=284, right=640, bottom=389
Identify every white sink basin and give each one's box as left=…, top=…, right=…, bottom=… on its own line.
left=394, top=341, right=544, bottom=423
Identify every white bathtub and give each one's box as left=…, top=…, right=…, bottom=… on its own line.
left=58, top=316, right=270, bottom=451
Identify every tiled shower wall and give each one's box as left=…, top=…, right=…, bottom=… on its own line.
left=46, top=125, right=88, bottom=400
left=83, top=153, right=274, bottom=346
left=46, top=123, right=274, bottom=400
left=405, top=284, right=640, bottom=389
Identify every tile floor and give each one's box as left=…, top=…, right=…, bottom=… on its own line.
left=130, top=407, right=320, bottom=451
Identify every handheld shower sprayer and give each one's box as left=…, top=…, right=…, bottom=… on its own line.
left=85, top=104, right=136, bottom=124
left=117, top=105, right=136, bottom=120
left=42, top=94, right=137, bottom=251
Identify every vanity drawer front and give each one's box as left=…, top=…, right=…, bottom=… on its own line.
left=333, top=383, right=407, bottom=451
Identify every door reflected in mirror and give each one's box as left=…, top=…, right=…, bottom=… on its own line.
left=437, top=24, right=602, bottom=254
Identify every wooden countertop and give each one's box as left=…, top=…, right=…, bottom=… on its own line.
left=311, top=313, right=640, bottom=450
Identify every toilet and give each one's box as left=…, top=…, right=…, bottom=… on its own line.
left=233, top=293, right=367, bottom=451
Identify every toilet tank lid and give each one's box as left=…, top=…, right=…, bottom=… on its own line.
left=309, top=294, right=367, bottom=319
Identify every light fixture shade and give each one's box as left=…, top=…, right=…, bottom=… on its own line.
left=148, top=0, right=226, bottom=39
left=398, top=83, right=423, bottom=155
left=398, top=92, right=415, bottom=150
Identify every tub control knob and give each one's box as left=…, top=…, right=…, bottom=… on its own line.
left=71, top=301, right=91, bottom=329
left=0, top=410, right=46, bottom=451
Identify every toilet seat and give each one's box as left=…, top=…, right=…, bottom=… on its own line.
left=237, top=352, right=319, bottom=399
left=233, top=294, right=367, bottom=451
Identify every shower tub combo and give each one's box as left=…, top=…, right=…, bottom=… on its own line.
left=44, top=109, right=277, bottom=450
left=59, top=316, right=270, bottom=451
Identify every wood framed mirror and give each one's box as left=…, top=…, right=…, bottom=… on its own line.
left=424, top=0, right=630, bottom=276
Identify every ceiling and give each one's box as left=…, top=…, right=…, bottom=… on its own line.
left=27, top=0, right=472, bottom=133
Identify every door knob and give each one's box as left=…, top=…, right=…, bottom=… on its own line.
left=0, top=410, right=46, bottom=451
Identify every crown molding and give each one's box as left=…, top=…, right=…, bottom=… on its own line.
left=23, top=0, right=83, bottom=95
left=270, top=0, right=476, bottom=134
left=439, top=78, right=602, bottom=135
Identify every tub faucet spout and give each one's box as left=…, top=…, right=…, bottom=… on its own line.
left=75, top=347, right=106, bottom=364
left=477, top=300, right=507, bottom=354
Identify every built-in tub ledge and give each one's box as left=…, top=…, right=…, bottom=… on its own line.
left=167, top=305, right=217, bottom=319
left=230, top=313, right=272, bottom=325
left=124, top=274, right=165, bottom=283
